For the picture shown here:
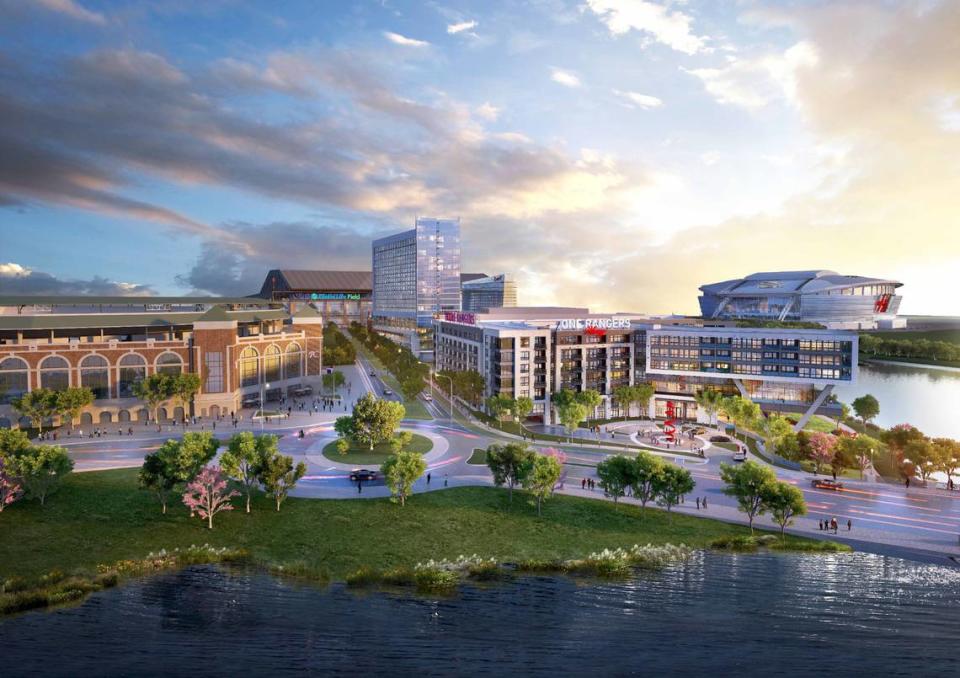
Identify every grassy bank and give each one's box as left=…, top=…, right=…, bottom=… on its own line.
left=321, top=433, right=433, bottom=465
left=0, top=469, right=823, bottom=586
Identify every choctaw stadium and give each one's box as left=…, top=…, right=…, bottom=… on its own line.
left=698, top=270, right=904, bottom=330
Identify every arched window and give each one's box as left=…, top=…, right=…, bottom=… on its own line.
left=156, top=352, right=183, bottom=375
left=239, top=347, right=259, bottom=388
left=80, top=354, right=110, bottom=399
left=284, top=343, right=302, bottom=380
left=264, top=345, right=281, bottom=383
left=0, top=357, right=29, bottom=404
left=39, top=355, right=70, bottom=391
left=118, top=354, right=147, bottom=398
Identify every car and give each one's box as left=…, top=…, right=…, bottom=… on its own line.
left=732, top=450, right=747, bottom=462
left=349, top=469, right=377, bottom=482
left=811, top=478, right=844, bottom=491
left=241, top=394, right=261, bottom=408
left=383, top=389, right=393, bottom=397
left=370, top=371, right=376, bottom=377
left=423, top=393, right=433, bottom=402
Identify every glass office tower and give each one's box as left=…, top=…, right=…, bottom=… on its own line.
left=372, top=217, right=461, bottom=354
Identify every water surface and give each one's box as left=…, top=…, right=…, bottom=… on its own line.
left=2, top=551, right=959, bottom=676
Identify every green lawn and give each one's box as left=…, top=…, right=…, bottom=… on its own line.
left=713, top=442, right=739, bottom=452
left=0, top=469, right=820, bottom=582
left=803, top=416, right=838, bottom=434
left=467, top=448, right=487, bottom=465
left=321, top=433, right=433, bottom=465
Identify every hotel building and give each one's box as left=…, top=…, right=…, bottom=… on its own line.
left=461, top=273, right=518, bottom=312
left=433, top=307, right=856, bottom=429
left=0, top=296, right=323, bottom=429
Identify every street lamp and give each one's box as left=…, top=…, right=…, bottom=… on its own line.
left=260, top=379, right=270, bottom=432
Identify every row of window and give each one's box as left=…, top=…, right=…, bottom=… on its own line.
left=237, top=345, right=303, bottom=389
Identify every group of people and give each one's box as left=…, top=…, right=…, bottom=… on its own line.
left=581, top=477, right=596, bottom=490
left=819, top=517, right=852, bottom=533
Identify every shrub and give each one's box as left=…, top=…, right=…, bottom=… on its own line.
left=710, top=535, right=759, bottom=552
left=413, top=568, right=460, bottom=593
left=269, top=561, right=330, bottom=584
left=770, top=540, right=852, bottom=553
left=515, top=559, right=566, bottom=573
left=345, top=566, right=383, bottom=587
left=381, top=567, right=417, bottom=587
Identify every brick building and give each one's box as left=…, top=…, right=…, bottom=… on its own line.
left=0, top=296, right=323, bottom=429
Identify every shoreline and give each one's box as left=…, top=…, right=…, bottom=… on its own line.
left=861, top=358, right=960, bottom=373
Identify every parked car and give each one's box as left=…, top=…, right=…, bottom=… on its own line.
left=350, top=469, right=377, bottom=482
left=811, top=478, right=844, bottom=491
left=370, top=371, right=376, bottom=377
left=383, top=389, right=393, bottom=397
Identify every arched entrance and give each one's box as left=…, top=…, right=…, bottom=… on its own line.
left=210, top=405, right=221, bottom=419
left=99, top=411, right=113, bottom=424
left=173, top=406, right=185, bottom=423
left=81, top=412, right=93, bottom=426
left=118, top=409, right=131, bottom=423
left=157, top=407, right=168, bottom=422
left=136, top=408, right=149, bottom=422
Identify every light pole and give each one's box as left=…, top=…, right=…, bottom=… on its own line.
left=435, top=372, right=454, bottom=423
left=260, top=377, right=270, bottom=432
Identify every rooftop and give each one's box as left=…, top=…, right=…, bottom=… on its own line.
left=262, top=270, right=372, bottom=293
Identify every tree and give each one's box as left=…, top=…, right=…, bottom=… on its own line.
left=719, top=460, right=777, bottom=533
left=719, top=395, right=761, bottom=438
left=12, top=389, right=60, bottom=434
left=882, top=423, right=925, bottom=479
left=322, top=370, right=347, bottom=394
left=613, top=385, right=636, bottom=420
left=0, top=457, right=23, bottom=512
left=334, top=415, right=354, bottom=440
left=653, top=465, right=695, bottom=517
left=381, top=450, right=427, bottom=506
left=835, top=402, right=851, bottom=430
left=631, top=451, right=664, bottom=512
left=182, top=465, right=239, bottom=529
left=139, top=447, right=179, bottom=514
left=903, top=438, right=936, bottom=482
left=132, top=373, right=175, bottom=424
left=176, top=432, right=221, bottom=481
left=0, top=429, right=31, bottom=460
left=350, top=393, right=405, bottom=450
left=694, top=388, right=724, bottom=426
left=763, top=481, right=807, bottom=539
left=556, top=402, right=588, bottom=439
left=576, top=389, right=603, bottom=418
left=400, top=373, right=425, bottom=401
left=523, top=454, right=563, bottom=516
left=761, top=414, right=794, bottom=450
left=55, top=387, right=94, bottom=430
left=933, top=438, right=960, bottom=485
left=172, top=373, right=202, bottom=419
left=9, top=445, right=74, bottom=506
left=485, top=394, right=511, bottom=428
left=336, top=438, right=351, bottom=455
left=458, top=370, right=486, bottom=406
left=595, top=455, right=636, bottom=504
left=221, top=432, right=276, bottom=513
left=259, top=452, right=306, bottom=511
left=807, top=432, right=838, bottom=474
left=485, top=442, right=535, bottom=504
left=514, top=396, right=534, bottom=422
left=852, top=394, right=880, bottom=427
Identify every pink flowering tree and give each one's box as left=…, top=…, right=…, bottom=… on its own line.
left=0, top=458, right=23, bottom=512
left=808, top=432, right=838, bottom=474
left=182, top=465, right=239, bottom=529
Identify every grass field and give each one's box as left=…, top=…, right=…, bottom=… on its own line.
left=321, top=433, right=433, bottom=465
left=802, top=416, right=838, bottom=434
left=0, top=469, right=820, bottom=583
left=467, top=448, right=487, bottom=465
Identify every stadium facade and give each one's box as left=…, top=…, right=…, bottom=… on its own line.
left=698, top=270, right=904, bottom=329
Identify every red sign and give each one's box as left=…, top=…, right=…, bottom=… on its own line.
left=443, top=311, right=476, bottom=324
left=585, top=326, right=606, bottom=337
left=873, top=294, right=892, bottom=313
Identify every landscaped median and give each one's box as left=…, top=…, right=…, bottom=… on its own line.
left=1, top=468, right=845, bottom=615
left=321, top=433, right=433, bottom=465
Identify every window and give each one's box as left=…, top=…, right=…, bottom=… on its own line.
left=80, top=354, right=110, bottom=399
left=39, top=355, right=70, bottom=391
left=0, top=357, right=28, bottom=404
left=264, top=345, right=281, bottom=382
left=284, top=343, right=302, bottom=380
left=205, top=352, right=224, bottom=393
left=118, top=354, right=146, bottom=398
left=239, top=347, right=259, bottom=387
left=520, top=351, right=530, bottom=361
left=156, top=352, right=183, bottom=375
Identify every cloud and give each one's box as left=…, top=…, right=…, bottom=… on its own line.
left=383, top=31, right=430, bottom=47
left=612, top=89, right=663, bottom=109
left=551, top=68, right=581, bottom=88
left=447, top=20, right=477, bottom=34
left=475, top=102, right=500, bottom=121
left=0, top=262, right=154, bottom=295
left=585, top=0, right=706, bottom=55
left=32, top=0, right=106, bottom=25
left=683, top=42, right=818, bottom=109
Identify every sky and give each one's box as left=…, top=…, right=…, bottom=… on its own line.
left=0, top=0, right=957, bottom=315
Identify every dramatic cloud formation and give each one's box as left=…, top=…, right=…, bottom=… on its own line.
left=0, top=262, right=154, bottom=295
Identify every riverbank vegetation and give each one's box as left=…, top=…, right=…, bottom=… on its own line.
left=859, top=332, right=960, bottom=367
left=0, top=469, right=830, bottom=613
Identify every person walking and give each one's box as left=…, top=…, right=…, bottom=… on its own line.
left=818, top=520, right=823, bottom=531
left=696, top=497, right=701, bottom=510
left=847, top=519, right=852, bottom=531
left=427, top=472, right=432, bottom=485
left=702, top=496, right=707, bottom=509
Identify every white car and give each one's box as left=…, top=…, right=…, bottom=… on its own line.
left=423, top=393, right=433, bottom=402
left=732, top=449, right=747, bottom=462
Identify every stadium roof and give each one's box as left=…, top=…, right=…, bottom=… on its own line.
left=700, top=270, right=902, bottom=296
left=263, top=270, right=372, bottom=292
left=0, top=309, right=288, bottom=331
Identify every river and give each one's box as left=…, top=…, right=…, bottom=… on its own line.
left=2, top=551, right=959, bottom=676
left=833, top=361, right=960, bottom=438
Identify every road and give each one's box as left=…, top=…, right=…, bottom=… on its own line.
left=49, top=359, right=960, bottom=564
